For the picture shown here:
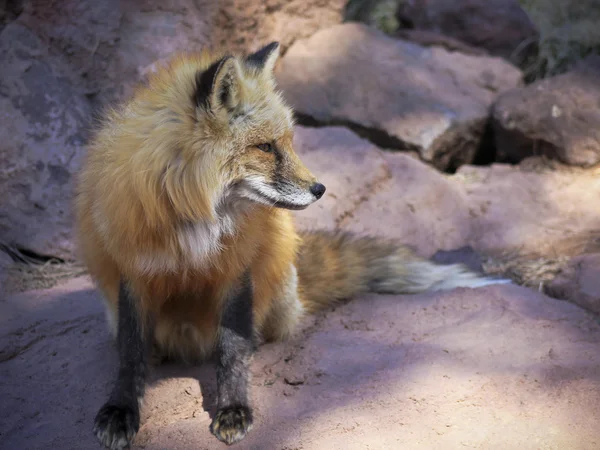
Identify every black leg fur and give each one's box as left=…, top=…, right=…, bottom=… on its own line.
left=210, top=271, right=256, bottom=445
left=93, top=280, right=147, bottom=450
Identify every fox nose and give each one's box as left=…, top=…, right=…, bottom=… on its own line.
left=310, top=182, right=326, bottom=199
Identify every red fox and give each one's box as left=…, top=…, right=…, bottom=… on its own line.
left=75, top=42, right=509, bottom=449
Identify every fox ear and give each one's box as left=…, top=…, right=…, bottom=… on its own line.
left=246, top=42, right=280, bottom=73
left=195, top=55, right=242, bottom=113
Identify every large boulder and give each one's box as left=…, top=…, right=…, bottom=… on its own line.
left=396, top=0, right=538, bottom=64
left=293, top=127, right=600, bottom=262
left=492, top=56, right=600, bottom=167
left=0, top=0, right=218, bottom=261
left=276, top=23, right=522, bottom=172
left=19, top=0, right=218, bottom=105
left=0, top=23, right=92, bottom=260
left=332, top=144, right=474, bottom=257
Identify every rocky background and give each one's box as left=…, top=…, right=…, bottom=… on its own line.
left=2, top=0, right=600, bottom=448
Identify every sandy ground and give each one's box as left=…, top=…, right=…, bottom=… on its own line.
left=1, top=276, right=600, bottom=450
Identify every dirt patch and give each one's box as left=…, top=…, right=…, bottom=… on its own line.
left=3, top=261, right=87, bottom=294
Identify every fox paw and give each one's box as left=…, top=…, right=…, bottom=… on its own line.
left=93, top=403, right=139, bottom=450
left=210, top=406, right=254, bottom=445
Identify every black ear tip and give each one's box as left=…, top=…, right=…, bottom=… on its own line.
left=246, top=42, right=281, bottom=69
left=195, top=55, right=234, bottom=108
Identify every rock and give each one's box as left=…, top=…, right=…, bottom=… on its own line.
left=0, top=23, right=92, bottom=260
left=450, top=162, right=600, bottom=257
left=0, top=0, right=22, bottom=32
left=114, top=0, right=218, bottom=101
left=19, top=0, right=218, bottom=105
left=339, top=151, right=473, bottom=256
left=0, top=250, right=12, bottom=300
left=276, top=23, right=522, bottom=171
left=17, top=0, right=122, bottom=103
left=2, top=278, right=600, bottom=448
left=492, top=56, right=600, bottom=167
left=314, top=125, right=600, bottom=259
left=394, top=28, right=488, bottom=56
left=0, top=1, right=218, bottom=261
left=546, top=253, right=600, bottom=315
left=292, top=126, right=390, bottom=231
left=213, top=0, right=346, bottom=56
left=396, top=0, right=538, bottom=64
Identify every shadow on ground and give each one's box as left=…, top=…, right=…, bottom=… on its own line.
left=1, top=276, right=599, bottom=450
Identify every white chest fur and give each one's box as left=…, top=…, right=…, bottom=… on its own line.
left=177, top=195, right=250, bottom=268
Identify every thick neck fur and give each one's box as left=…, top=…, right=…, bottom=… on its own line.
left=175, top=192, right=255, bottom=270
left=89, top=44, right=304, bottom=275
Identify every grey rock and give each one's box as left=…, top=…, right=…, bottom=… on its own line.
left=276, top=23, right=522, bottom=171
left=396, top=0, right=538, bottom=65
left=493, top=56, right=600, bottom=167
left=0, top=23, right=92, bottom=259
left=19, top=0, right=217, bottom=105
left=0, top=1, right=218, bottom=260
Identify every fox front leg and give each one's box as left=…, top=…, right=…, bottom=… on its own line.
left=93, top=280, right=148, bottom=450
left=210, top=272, right=256, bottom=445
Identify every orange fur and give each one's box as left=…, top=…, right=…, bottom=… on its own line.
left=75, top=44, right=508, bottom=364
left=75, top=46, right=312, bottom=361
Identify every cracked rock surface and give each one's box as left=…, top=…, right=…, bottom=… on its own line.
left=276, top=23, right=523, bottom=172
left=294, top=126, right=600, bottom=260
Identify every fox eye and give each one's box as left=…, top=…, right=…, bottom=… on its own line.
left=256, top=143, right=274, bottom=153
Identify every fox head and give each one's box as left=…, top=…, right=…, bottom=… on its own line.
left=149, top=42, right=325, bottom=224
left=198, top=42, right=325, bottom=212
